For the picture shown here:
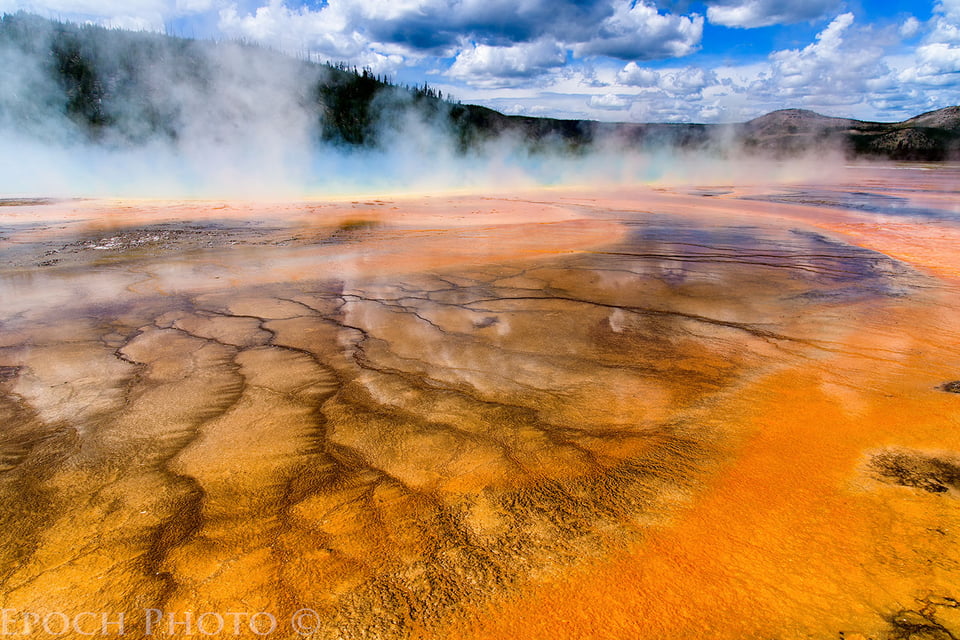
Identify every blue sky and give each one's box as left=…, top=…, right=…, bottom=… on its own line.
left=0, top=0, right=955, bottom=123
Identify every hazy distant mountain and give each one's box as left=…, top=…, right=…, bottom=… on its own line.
left=900, top=105, right=960, bottom=130
left=2, top=12, right=959, bottom=162
left=737, top=107, right=960, bottom=160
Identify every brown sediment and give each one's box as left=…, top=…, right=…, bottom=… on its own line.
left=1, top=166, right=960, bottom=639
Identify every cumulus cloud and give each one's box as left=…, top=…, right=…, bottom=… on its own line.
left=601, top=11, right=926, bottom=124
left=219, top=1, right=357, bottom=57
left=900, top=16, right=921, bottom=39
left=701, top=11, right=953, bottom=119
left=0, top=0, right=224, bottom=30
left=212, top=0, right=707, bottom=86
left=588, top=93, right=629, bottom=109
left=658, top=66, right=717, bottom=95
left=901, top=42, right=960, bottom=85
left=936, top=0, right=960, bottom=26
left=705, top=0, right=841, bottom=28
left=214, top=0, right=704, bottom=63
left=0, top=0, right=167, bottom=14
left=2, top=0, right=708, bottom=88
left=627, top=95, right=700, bottom=122
left=446, top=39, right=566, bottom=87
left=897, top=0, right=960, bottom=89
left=616, top=63, right=715, bottom=96
left=0, top=0, right=166, bottom=30
left=763, top=13, right=890, bottom=100
left=617, top=62, right=659, bottom=86
left=217, top=1, right=414, bottom=74
left=494, top=3, right=960, bottom=122
left=6, top=0, right=960, bottom=123
left=345, top=0, right=612, bottom=52
left=574, top=0, right=702, bottom=59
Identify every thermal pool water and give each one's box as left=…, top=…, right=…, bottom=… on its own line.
left=1, top=165, right=960, bottom=639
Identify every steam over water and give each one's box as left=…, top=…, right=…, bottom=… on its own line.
left=0, top=13, right=851, bottom=199
left=1, top=165, right=960, bottom=639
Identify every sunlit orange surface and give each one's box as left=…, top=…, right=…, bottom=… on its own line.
left=1, top=164, right=959, bottom=639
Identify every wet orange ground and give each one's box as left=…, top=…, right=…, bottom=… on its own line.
left=1, top=164, right=960, bottom=639
left=450, top=166, right=960, bottom=640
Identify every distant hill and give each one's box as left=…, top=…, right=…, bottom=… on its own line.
left=2, top=12, right=959, bottom=161
left=595, top=107, right=960, bottom=160
left=900, top=105, right=960, bottom=131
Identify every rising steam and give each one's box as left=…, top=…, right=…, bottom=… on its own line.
left=0, top=13, right=846, bottom=199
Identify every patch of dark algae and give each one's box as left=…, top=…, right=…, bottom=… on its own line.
left=886, top=609, right=957, bottom=640
left=869, top=450, right=960, bottom=494
left=0, top=198, right=57, bottom=207
left=0, top=366, right=21, bottom=382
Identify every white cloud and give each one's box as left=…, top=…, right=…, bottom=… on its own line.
left=764, top=13, right=890, bottom=96
left=617, top=64, right=716, bottom=97
left=608, top=13, right=916, bottom=123
left=901, top=42, right=960, bottom=84
left=211, top=0, right=706, bottom=86
left=2, top=0, right=709, bottom=88
left=937, top=0, right=960, bottom=24
left=900, top=16, right=921, bottom=39
left=706, top=0, right=841, bottom=28
left=627, top=95, right=698, bottom=122
left=174, top=0, right=215, bottom=11
left=446, top=39, right=566, bottom=87
left=658, top=66, right=717, bottom=95
left=216, top=0, right=408, bottom=73
left=588, top=93, right=629, bottom=109
left=617, top=62, right=659, bottom=86
left=0, top=0, right=166, bottom=14
left=216, top=0, right=704, bottom=62
left=770, top=12, right=853, bottom=82
left=697, top=104, right=723, bottom=120
left=218, top=1, right=356, bottom=57
left=104, top=14, right=163, bottom=30
left=574, top=0, right=702, bottom=59
left=491, top=3, right=960, bottom=123
left=0, top=0, right=216, bottom=30
left=7, top=0, right=960, bottom=124
left=897, top=0, right=960, bottom=90
left=925, top=0, right=960, bottom=44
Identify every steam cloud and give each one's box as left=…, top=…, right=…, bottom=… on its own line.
left=0, top=13, right=844, bottom=199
